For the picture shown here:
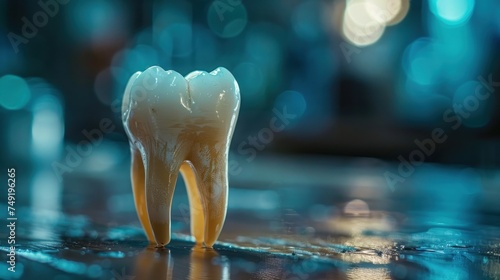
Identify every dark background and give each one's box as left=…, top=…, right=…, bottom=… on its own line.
left=1, top=0, right=499, bottom=168
left=1, top=0, right=500, bottom=219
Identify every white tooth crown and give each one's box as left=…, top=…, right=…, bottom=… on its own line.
left=122, top=66, right=240, bottom=248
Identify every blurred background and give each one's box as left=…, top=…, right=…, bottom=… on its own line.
left=2, top=0, right=500, bottom=173
left=1, top=0, right=500, bottom=279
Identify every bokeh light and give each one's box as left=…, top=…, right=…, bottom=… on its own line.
left=292, top=0, right=324, bottom=41
left=0, top=75, right=31, bottom=110
left=245, top=28, right=282, bottom=71
left=158, top=23, right=193, bottom=57
left=366, top=0, right=406, bottom=25
left=273, top=90, right=307, bottom=120
left=193, top=25, right=218, bottom=68
left=341, top=0, right=409, bottom=47
left=342, top=1, right=386, bottom=47
left=207, top=1, right=248, bottom=38
left=452, top=81, right=494, bottom=128
left=0, top=28, right=19, bottom=71
left=31, top=169, right=61, bottom=211
left=385, top=0, right=410, bottom=26
left=344, top=199, right=370, bottom=216
left=66, top=0, right=127, bottom=47
left=233, top=62, right=265, bottom=108
left=120, top=45, right=160, bottom=74
left=429, top=0, right=475, bottom=26
left=31, top=91, right=64, bottom=160
left=111, top=44, right=161, bottom=100
left=402, top=38, right=443, bottom=85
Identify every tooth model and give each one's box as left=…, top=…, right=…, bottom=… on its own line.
left=122, top=66, right=240, bottom=248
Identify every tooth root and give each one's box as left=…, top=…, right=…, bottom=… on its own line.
left=188, top=145, right=228, bottom=248
left=144, top=144, right=181, bottom=247
left=130, top=146, right=155, bottom=244
left=180, top=162, right=205, bottom=245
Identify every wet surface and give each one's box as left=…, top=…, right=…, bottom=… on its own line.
left=1, top=155, right=500, bottom=279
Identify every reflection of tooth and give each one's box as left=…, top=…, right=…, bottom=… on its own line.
left=122, top=66, right=240, bottom=248
left=134, top=245, right=227, bottom=280
left=189, top=246, right=226, bottom=280
left=134, top=247, right=173, bottom=280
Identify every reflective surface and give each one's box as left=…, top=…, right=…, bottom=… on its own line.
left=1, top=155, right=499, bottom=279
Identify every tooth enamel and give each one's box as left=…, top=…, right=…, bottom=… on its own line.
left=122, top=66, right=240, bottom=248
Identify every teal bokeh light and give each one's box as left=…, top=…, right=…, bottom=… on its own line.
left=233, top=62, right=265, bottom=107
left=274, top=91, right=307, bottom=120
left=429, top=0, right=475, bottom=26
left=0, top=75, right=31, bottom=110
left=207, top=1, right=248, bottom=38
left=452, top=81, right=494, bottom=128
left=67, top=0, right=126, bottom=45
left=402, top=38, right=443, bottom=86
left=428, top=22, right=476, bottom=83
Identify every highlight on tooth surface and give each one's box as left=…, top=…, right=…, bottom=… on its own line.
left=122, top=66, right=240, bottom=248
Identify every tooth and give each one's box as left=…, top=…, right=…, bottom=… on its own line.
left=122, top=66, right=240, bottom=248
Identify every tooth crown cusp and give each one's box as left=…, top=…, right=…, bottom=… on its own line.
left=122, top=66, right=240, bottom=248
